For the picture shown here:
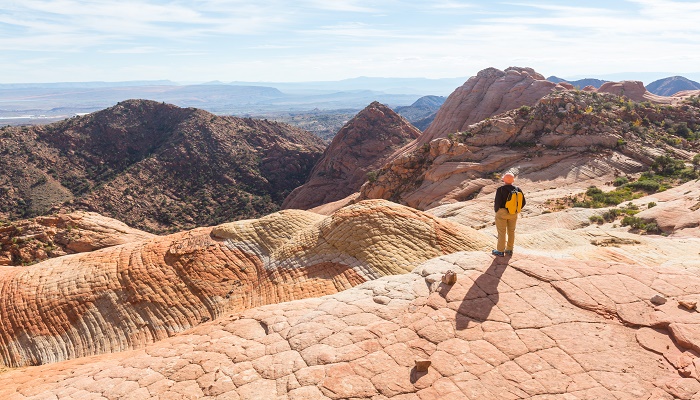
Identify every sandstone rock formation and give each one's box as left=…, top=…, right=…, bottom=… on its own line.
left=0, top=200, right=490, bottom=367
left=629, top=179, right=700, bottom=237
left=283, top=102, right=420, bottom=210
left=413, top=67, right=566, bottom=150
left=389, top=67, right=685, bottom=164
left=358, top=89, right=699, bottom=210
left=597, top=80, right=675, bottom=104
left=0, top=212, right=154, bottom=266
left=0, top=100, right=325, bottom=233
left=1, top=151, right=700, bottom=398
left=1, top=247, right=699, bottom=399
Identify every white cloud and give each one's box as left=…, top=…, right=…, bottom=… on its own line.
left=303, top=0, right=380, bottom=13
left=431, top=1, right=475, bottom=10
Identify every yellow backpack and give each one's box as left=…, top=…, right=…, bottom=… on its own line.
left=505, top=187, right=524, bottom=214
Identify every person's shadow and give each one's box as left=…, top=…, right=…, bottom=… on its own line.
left=455, top=257, right=508, bottom=330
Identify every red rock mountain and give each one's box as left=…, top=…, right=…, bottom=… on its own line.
left=282, top=101, right=420, bottom=210
left=0, top=100, right=325, bottom=233
left=359, top=90, right=700, bottom=210
left=390, top=67, right=684, bottom=163
left=408, top=67, right=568, bottom=151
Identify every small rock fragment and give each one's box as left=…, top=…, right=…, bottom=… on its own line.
left=373, top=296, right=391, bottom=305
left=442, top=270, right=457, bottom=285
left=678, top=300, right=697, bottom=311
left=651, top=294, right=667, bottom=305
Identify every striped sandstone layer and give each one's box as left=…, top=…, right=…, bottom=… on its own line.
left=0, top=200, right=490, bottom=367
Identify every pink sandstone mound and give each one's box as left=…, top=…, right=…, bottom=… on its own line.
left=411, top=67, right=565, bottom=150
left=0, top=200, right=490, bottom=368
left=598, top=81, right=675, bottom=104
left=283, top=102, right=420, bottom=210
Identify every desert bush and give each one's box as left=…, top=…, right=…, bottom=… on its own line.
left=651, top=155, right=685, bottom=176
left=366, top=170, right=378, bottom=182
left=589, top=215, right=605, bottom=224
left=624, top=179, right=660, bottom=193
left=613, top=176, right=629, bottom=186
left=621, top=216, right=661, bottom=233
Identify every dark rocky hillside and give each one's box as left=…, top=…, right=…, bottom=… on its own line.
left=647, top=76, right=700, bottom=96
left=283, top=102, right=420, bottom=209
left=0, top=100, right=325, bottom=233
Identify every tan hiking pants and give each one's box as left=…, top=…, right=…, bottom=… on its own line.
left=495, top=208, right=518, bottom=252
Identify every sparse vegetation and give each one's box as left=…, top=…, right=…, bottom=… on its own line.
left=621, top=216, right=661, bottom=234
left=366, top=170, right=379, bottom=183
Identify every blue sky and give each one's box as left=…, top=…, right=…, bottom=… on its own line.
left=1, top=0, right=700, bottom=83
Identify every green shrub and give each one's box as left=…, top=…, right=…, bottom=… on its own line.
left=651, top=155, right=685, bottom=176
left=624, top=180, right=660, bottom=192
left=621, top=216, right=661, bottom=233
left=589, top=215, right=605, bottom=224
left=613, top=176, right=629, bottom=187
left=647, top=202, right=656, bottom=208
left=601, top=209, right=622, bottom=221
left=366, top=171, right=378, bottom=182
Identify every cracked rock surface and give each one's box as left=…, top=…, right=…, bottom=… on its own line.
left=1, top=251, right=698, bottom=399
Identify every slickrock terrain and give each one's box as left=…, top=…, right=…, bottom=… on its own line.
left=359, top=89, right=699, bottom=210
left=283, top=102, right=420, bottom=210
left=0, top=212, right=154, bottom=266
left=0, top=200, right=490, bottom=368
left=0, top=100, right=325, bottom=233
left=1, top=246, right=699, bottom=399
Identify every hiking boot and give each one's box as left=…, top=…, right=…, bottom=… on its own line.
left=491, top=250, right=505, bottom=257
left=504, top=250, right=513, bottom=256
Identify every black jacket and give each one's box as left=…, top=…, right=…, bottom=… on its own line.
left=494, top=184, right=526, bottom=213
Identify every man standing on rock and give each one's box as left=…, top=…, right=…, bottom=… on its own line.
left=492, top=173, right=525, bottom=257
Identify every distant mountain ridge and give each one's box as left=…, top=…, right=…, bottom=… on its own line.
left=646, top=76, right=700, bottom=96
left=547, top=76, right=608, bottom=88
left=394, top=95, right=446, bottom=130
left=0, top=82, right=424, bottom=126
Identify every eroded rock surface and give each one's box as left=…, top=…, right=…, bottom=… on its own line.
left=0, top=200, right=489, bottom=368
left=1, top=251, right=699, bottom=399
left=0, top=212, right=154, bottom=266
